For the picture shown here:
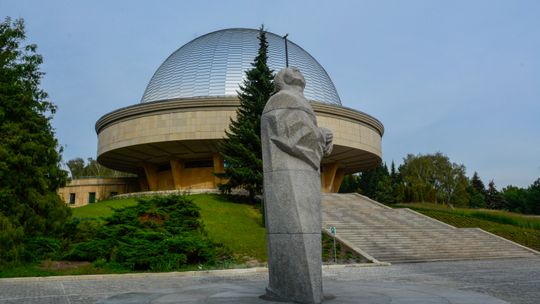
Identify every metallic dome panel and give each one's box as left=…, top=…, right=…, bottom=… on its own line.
left=141, top=28, right=341, bottom=105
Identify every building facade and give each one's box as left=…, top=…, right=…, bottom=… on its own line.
left=58, top=177, right=139, bottom=207
left=61, top=28, right=384, bottom=206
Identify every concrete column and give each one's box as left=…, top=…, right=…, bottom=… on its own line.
left=170, top=159, right=184, bottom=190
left=332, top=168, right=346, bottom=193
left=321, top=162, right=338, bottom=193
left=213, top=154, right=224, bottom=188
left=142, top=163, right=159, bottom=191
left=137, top=173, right=149, bottom=191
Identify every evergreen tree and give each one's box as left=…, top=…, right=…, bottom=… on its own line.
left=390, top=161, right=404, bottom=203
left=471, top=172, right=486, bottom=195
left=338, top=174, right=361, bottom=193
left=485, top=180, right=506, bottom=209
left=217, top=26, right=274, bottom=200
left=358, top=163, right=387, bottom=198
left=468, top=171, right=487, bottom=208
left=526, top=178, right=540, bottom=215
left=0, top=18, right=70, bottom=264
left=358, top=162, right=399, bottom=204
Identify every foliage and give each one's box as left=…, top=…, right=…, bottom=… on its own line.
left=467, top=172, right=487, bottom=208
left=0, top=17, right=71, bottom=265
left=66, top=157, right=134, bottom=179
left=500, top=178, right=540, bottom=215
left=339, top=174, right=361, bottom=193
left=69, top=194, right=267, bottom=263
left=339, top=152, right=538, bottom=215
left=399, top=153, right=469, bottom=206
left=64, top=195, right=231, bottom=271
left=217, top=25, right=274, bottom=201
left=346, top=162, right=402, bottom=204
left=71, top=198, right=138, bottom=219
left=528, top=178, right=540, bottom=214
left=486, top=180, right=506, bottom=210
left=321, top=232, right=366, bottom=264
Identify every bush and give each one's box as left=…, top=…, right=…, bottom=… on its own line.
left=64, top=195, right=231, bottom=271
left=0, top=214, right=25, bottom=266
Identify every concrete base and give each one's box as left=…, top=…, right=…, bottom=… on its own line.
left=96, top=280, right=508, bottom=304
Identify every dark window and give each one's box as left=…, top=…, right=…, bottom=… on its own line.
left=69, top=193, right=76, bottom=204
left=110, top=191, right=118, bottom=198
left=185, top=160, right=213, bottom=168
left=88, top=192, right=96, bottom=204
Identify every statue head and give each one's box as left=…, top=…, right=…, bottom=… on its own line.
left=274, top=67, right=306, bottom=93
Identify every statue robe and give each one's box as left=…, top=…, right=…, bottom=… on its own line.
left=261, top=88, right=331, bottom=304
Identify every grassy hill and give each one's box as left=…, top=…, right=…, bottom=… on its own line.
left=72, top=194, right=267, bottom=262
left=71, top=198, right=138, bottom=219
left=394, top=203, right=540, bottom=252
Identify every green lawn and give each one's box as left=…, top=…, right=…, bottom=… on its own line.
left=192, top=194, right=267, bottom=262
left=71, top=198, right=138, bottom=219
left=394, top=203, right=540, bottom=251
left=71, top=194, right=267, bottom=262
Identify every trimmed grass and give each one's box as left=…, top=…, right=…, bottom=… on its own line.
left=192, top=194, right=267, bottom=262
left=71, top=194, right=267, bottom=262
left=71, top=198, right=138, bottom=219
left=394, top=203, right=540, bottom=252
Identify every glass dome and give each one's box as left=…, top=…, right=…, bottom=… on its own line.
left=141, top=28, right=341, bottom=105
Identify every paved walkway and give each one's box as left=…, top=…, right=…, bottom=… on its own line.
left=1, top=258, right=539, bottom=303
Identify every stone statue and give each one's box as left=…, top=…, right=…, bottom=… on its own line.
left=261, top=67, right=333, bottom=304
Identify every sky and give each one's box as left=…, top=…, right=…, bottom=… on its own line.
left=2, top=0, right=539, bottom=188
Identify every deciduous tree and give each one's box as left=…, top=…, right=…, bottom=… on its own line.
left=399, top=153, right=469, bottom=206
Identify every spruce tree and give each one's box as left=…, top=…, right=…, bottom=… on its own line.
left=471, top=172, right=486, bottom=195
left=486, top=180, right=506, bottom=209
left=217, top=26, right=274, bottom=200
left=468, top=172, right=487, bottom=208
left=0, top=18, right=70, bottom=264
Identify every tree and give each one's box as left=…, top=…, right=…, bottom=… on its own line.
left=485, top=180, right=506, bottom=210
left=66, top=157, right=85, bottom=178
left=467, top=171, right=486, bottom=208
left=339, top=174, right=361, bottom=193
left=526, top=178, right=540, bottom=215
left=66, top=157, right=134, bottom=179
left=358, top=163, right=388, bottom=198
left=471, top=172, right=486, bottom=195
left=399, top=153, right=469, bottom=206
left=502, top=185, right=528, bottom=213
left=390, top=161, right=404, bottom=204
left=0, top=18, right=70, bottom=264
left=217, top=26, right=274, bottom=201
left=437, top=162, right=469, bottom=207
left=357, top=162, right=400, bottom=204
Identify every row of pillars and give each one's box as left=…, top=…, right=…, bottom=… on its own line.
left=140, top=155, right=344, bottom=193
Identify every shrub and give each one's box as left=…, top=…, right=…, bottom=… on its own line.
left=64, top=195, right=231, bottom=271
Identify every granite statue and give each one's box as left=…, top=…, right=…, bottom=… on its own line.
left=261, top=67, right=333, bottom=303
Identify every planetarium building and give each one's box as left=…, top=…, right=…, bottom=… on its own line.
left=90, top=28, right=383, bottom=199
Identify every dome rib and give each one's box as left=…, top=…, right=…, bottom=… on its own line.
left=141, top=28, right=341, bottom=105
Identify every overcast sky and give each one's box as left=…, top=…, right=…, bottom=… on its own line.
left=2, top=0, right=539, bottom=188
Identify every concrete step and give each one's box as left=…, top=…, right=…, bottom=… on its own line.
left=321, top=193, right=538, bottom=263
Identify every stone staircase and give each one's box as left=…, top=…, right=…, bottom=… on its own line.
left=321, top=193, right=539, bottom=263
